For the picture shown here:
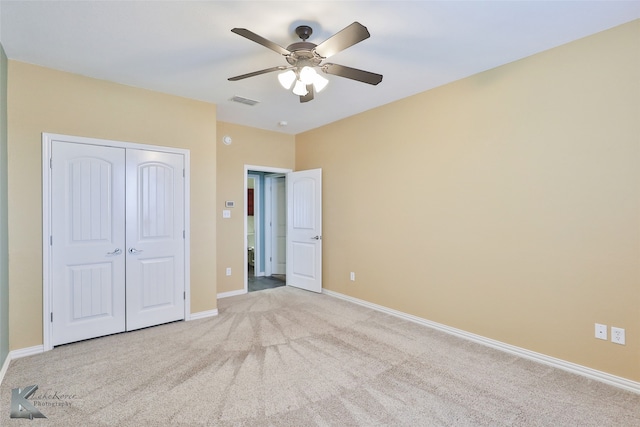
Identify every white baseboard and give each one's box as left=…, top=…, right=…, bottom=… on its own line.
left=217, top=289, right=246, bottom=299
left=322, top=289, right=640, bottom=395
left=0, top=353, right=10, bottom=386
left=0, top=345, right=45, bottom=387
left=188, top=308, right=219, bottom=321
left=10, top=345, right=44, bottom=359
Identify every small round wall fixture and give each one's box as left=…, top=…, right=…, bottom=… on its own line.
left=222, top=135, right=232, bottom=145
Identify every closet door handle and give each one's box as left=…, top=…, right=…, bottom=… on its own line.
left=128, top=248, right=143, bottom=255
left=310, top=236, right=321, bottom=240
left=106, top=248, right=122, bottom=256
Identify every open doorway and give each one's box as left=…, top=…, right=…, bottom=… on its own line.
left=245, top=166, right=291, bottom=292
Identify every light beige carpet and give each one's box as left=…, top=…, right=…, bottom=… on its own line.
left=2, top=286, right=639, bottom=426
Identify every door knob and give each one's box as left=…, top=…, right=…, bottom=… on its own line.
left=106, top=248, right=122, bottom=256
left=128, top=248, right=143, bottom=254
left=310, top=236, right=322, bottom=240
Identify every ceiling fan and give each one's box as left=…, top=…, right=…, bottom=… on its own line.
left=228, top=22, right=383, bottom=103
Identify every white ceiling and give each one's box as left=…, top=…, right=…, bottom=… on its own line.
left=1, top=1, right=639, bottom=135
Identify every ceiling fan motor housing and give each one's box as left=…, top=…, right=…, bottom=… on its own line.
left=285, top=42, right=323, bottom=67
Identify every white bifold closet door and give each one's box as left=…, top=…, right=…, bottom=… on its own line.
left=51, top=141, right=184, bottom=346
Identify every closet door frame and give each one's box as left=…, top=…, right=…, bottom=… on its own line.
left=42, top=133, right=191, bottom=352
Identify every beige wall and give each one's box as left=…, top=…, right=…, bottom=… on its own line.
left=296, top=21, right=640, bottom=381
left=7, top=62, right=218, bottom=350
left=216, top=121, right=295, bottom=294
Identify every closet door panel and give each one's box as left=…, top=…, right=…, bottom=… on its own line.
left=51, top=142, right=126, bottom=346
left=125, top=149, right=185, bottom=330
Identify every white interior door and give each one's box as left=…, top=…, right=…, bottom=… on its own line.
left=286, top=168, right=322, bottom=293
left=125, top=149, right=185, bottom=330
left=51, top=142, right=126, bottom=346
left=268, top=175, right=287, bottom=275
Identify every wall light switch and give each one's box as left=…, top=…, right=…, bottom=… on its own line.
left=223, top=210, right=231, bottom=219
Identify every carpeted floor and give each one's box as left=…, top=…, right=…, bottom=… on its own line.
left=2, top=286, right=640, bottom=426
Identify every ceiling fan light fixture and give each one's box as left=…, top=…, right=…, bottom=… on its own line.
left=277, top=70, right=296, bottom=89
left=292, top=79, right=308, bottom=96
left=299, top=66, right=317, bottom=85
left=312, top=73, right=329, bottom=93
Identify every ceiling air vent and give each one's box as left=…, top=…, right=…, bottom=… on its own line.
left=229, top=95, right=260, bottom=106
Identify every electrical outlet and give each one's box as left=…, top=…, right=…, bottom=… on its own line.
left=350, top=272, right=355, bottom=281
left=226, top=267, right=232, bottom=276
left=611, top=327, right=625, bottom=345
left=595, top=323, right=607, bottom=340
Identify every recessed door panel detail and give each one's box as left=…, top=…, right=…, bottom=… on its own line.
left=68, top=158, right=113, bottom=243
left=291, top=242, right=316, bottom=279
left=138, top=163, right=174, bottom=240
left=140, top=257, right=175, bottom=309
left=292, top=178, right=315, bottom=230
left=69, top=263, right=114, bottom=321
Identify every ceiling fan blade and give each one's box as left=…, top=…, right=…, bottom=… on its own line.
left=300, top=85, right=314, bottom=103
left=231, top=28, right=291, bottom=56
left=322, top=63, right=383, bottom=85
left=228, top=66, right=290, bottom=81
left=314, top=22, right=370, bottom=58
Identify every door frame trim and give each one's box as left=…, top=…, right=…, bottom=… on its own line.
left=244, top=165, right=292, bottom=294
left=42, top=133, right=191, bottom=351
